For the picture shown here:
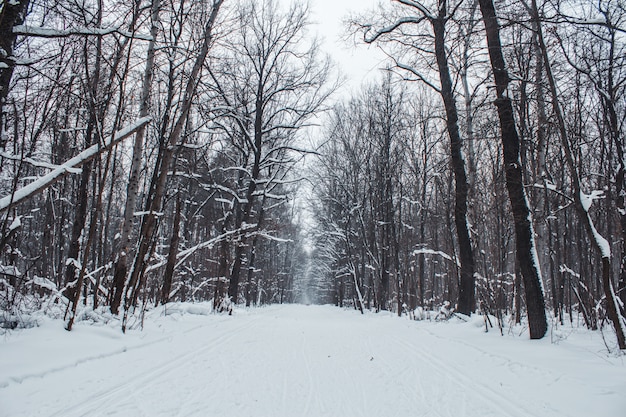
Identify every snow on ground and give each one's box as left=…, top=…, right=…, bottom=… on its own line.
left=0, top=304, right=624, bottom=417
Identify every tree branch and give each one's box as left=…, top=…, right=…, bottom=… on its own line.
left=0, top=117, right=151, bottom=213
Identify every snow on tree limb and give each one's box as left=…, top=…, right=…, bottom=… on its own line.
left=412, top=248, right=460, bottom=267
left=255, top=231, right=293, bottom=243
left=587, top=213, right=612, bottom=259
left=0, top=151, right=82, bottom=173
left=145, top=226, right=254, bottom=273
left=13, top=25, right=152, bottom=41
left=363, top=16, right=428, bottom=43
left=0, top=117, right=151, bottom=213
left=145, top=224, right=290, bottom=275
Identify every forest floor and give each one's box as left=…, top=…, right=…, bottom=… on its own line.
left=0, top=303, right=624, bottom=417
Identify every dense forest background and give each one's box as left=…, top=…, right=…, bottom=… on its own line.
left=0, top=0, right=625, bottom=345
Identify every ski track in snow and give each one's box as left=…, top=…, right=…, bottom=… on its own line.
left=0, top=304, right=624, bottom=417
left=47, top=316, right=262, bottom=417
left=393, top=336, right=532, bottom=417
left=0, top=322, right=208, bottom=388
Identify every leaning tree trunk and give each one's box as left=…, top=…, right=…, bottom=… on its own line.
left=122, top=0, right=224, bottom=331
left=433, top=1, right=475, bottom=315
left=478, top=0, right=548, bottom=339
left=160, top=193, right=182, bottom=305
left=110, top=0, right=161, bottom=315
left=594, top=16, right=626, bottom=337
left=64, top=2, right=104, bottom=301
left=529, top=0, right=625, bottom=348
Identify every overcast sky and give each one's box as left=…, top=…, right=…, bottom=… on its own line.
left=288, top=0, right=393, bottom=221
left=308, top=0, right=389, bottom=97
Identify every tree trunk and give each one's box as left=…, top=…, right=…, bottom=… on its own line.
left=0, top=0, right=30, bottom=146
left=595, top=17, right=626, bottom=326
left=245, top=203, right=265, bottom=307
left=529, top=0, right=625, bottom=348
left=66, top=143, right=114, bottom=331
left=122, top=0, right=224, bottom=330
left=110, top=0, right=161, bottom=315
left=161, top=194, right=182, bottom=305
left=229, top=235, right=247, bottom=304
left=228, top=73, right=264, bottom=304
left=64, top=1, right=104, bottom=301
left=478, top=0, right=548, bottom=339
left=433, top=1, right=475, bottom=315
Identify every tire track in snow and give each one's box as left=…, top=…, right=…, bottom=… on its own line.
left=47, top=315, right=261, bottom=417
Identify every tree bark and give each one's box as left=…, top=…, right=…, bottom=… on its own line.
left=110, top=0, right=161, bottom=315
left=245, top=203, right=265, bottom=307
left=0, top=0, right=30, bottom=147
left=433, top=0, right=475, bottom=315
left=529, top=0, right=625, bottom=348
left=161, top=193, right=182, bottom=305
left=478, top=0, right=548, bottom=339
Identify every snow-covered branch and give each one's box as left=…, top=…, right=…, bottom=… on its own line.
left=255, top=231, right=293, bottom=243
left=394, top=0, right=434, bottom=19
left=363, top=16, right=428, bottom=43
left=395, top=61, right=441, bottom=93
left=145, top=225, right=256, bottom=273
left=0, top=117, right=151, bottom=213
left=0, top=151, right=82, bottom=174
left=412, top=248, right=460, bottom=267
left=13, top=25, right=152, bottom=41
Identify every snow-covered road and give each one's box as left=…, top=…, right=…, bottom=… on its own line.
left=1, top=304, right=624, bottom=417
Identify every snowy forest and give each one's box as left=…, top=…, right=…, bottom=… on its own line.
left=1, top=0, right=626, bottom=351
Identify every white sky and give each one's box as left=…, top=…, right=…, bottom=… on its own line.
left=286, top=0, right=392, bottom=225
left=308, top=0, right=389, bottom=97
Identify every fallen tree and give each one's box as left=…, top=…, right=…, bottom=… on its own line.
left=0, top=116, right=151, bottom=213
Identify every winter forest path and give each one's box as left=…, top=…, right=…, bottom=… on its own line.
left=1, top=304, right=624, bottom=417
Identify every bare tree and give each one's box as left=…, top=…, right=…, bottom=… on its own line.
left=0, top=0, right=30, bottom=145
left=477, top=0, right=548, bottom=339
left=121, top=0, right=225, bottom=330
left=208, top=0, right=332, bottom=303
left=361, top=0, right=476, bottom=315
left=110, top=0, right=161, bottom=315
left=527, top=0, right=625, bottom=348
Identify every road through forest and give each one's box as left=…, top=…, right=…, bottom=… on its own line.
left=1, top=304, right=624, bottom=417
